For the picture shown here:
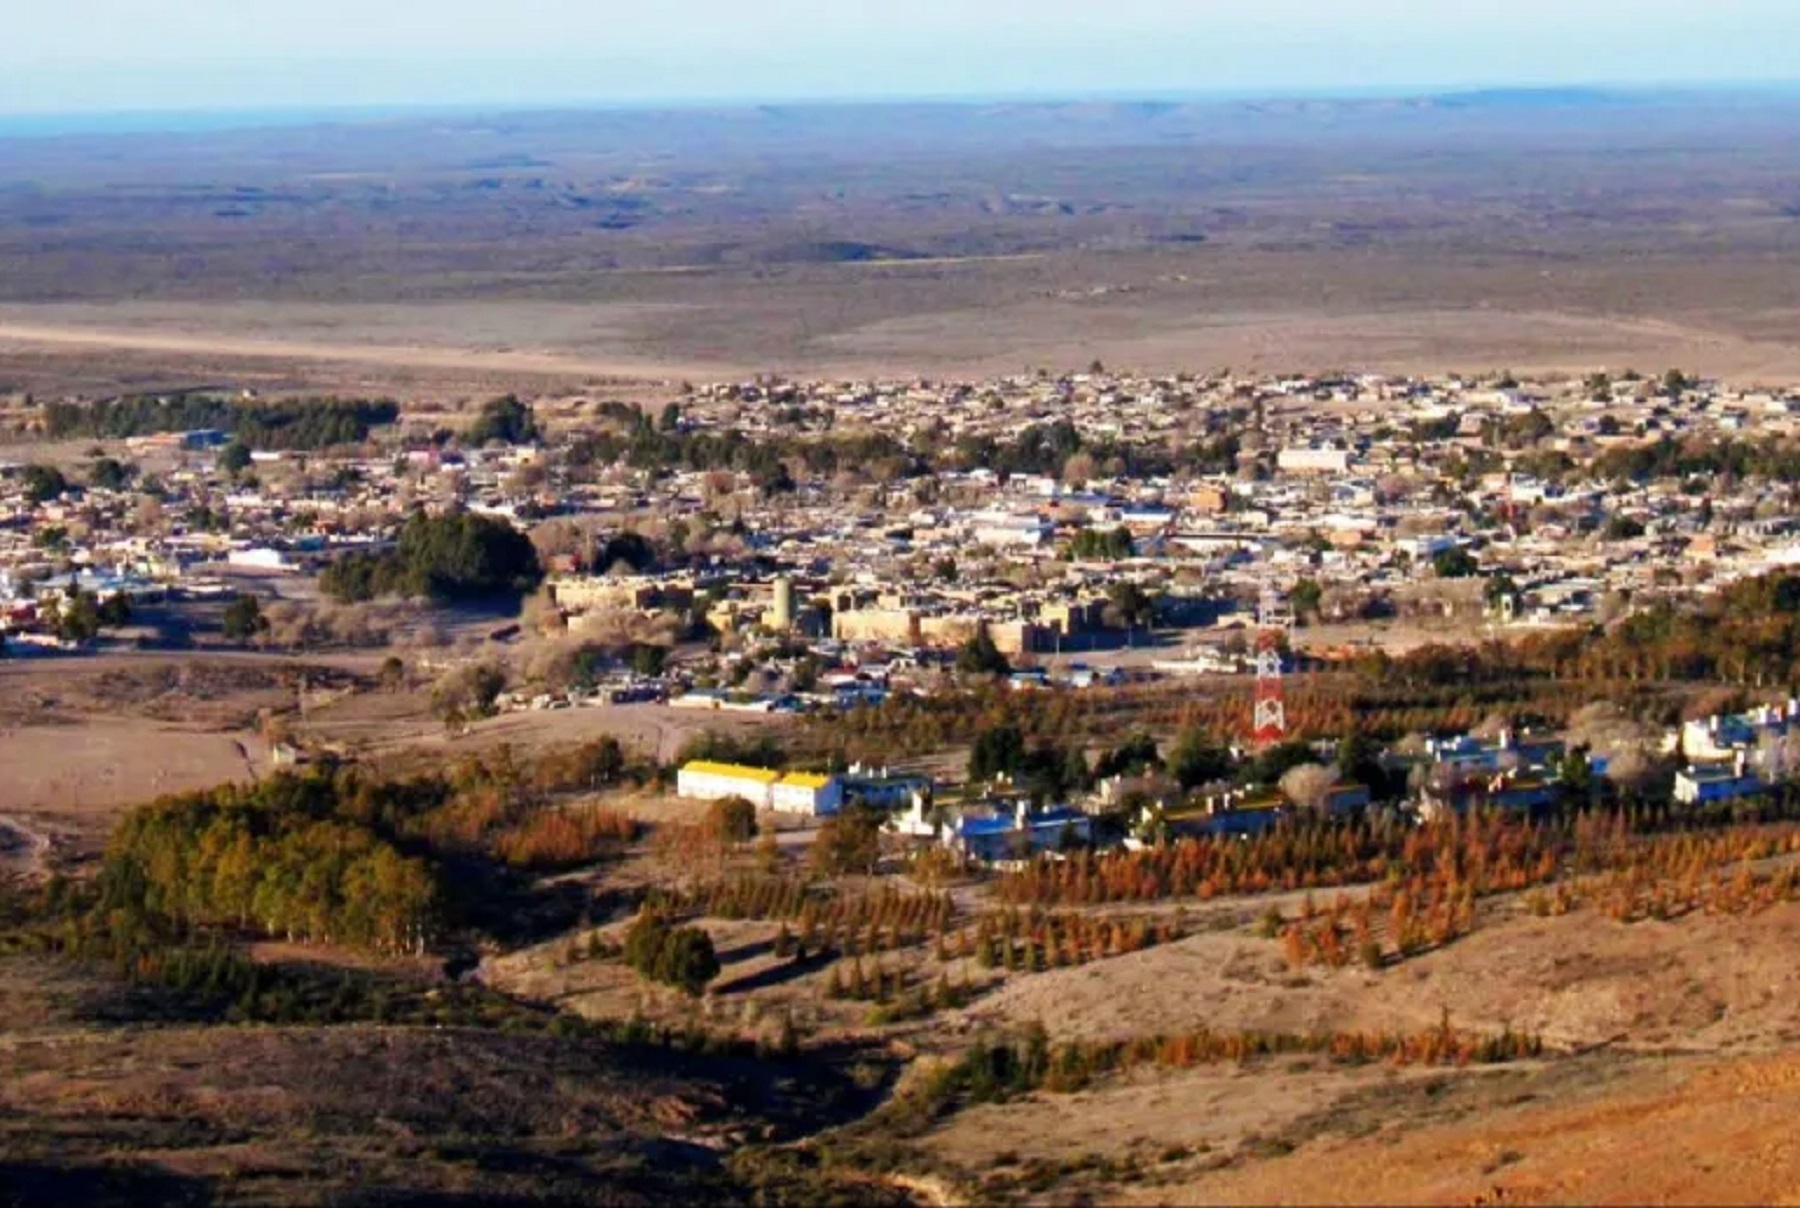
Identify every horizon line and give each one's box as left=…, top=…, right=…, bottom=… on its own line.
left=5, top=77, right=1800, bottom=140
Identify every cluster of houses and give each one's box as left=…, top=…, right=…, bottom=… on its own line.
left=9, top=367, right=1800, bottom=680
left=666, top=696, right=1800, bottom=869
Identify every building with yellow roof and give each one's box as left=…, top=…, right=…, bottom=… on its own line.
left=675, top=760, right=844, bottom=816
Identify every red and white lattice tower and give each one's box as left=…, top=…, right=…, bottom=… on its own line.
left=1252, top=588, right=1293, bottom=747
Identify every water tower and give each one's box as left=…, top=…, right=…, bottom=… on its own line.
left=771, top=576, right=795, bottom=631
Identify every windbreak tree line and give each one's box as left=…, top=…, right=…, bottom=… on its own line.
left=43, top=395, right=399, bottom=448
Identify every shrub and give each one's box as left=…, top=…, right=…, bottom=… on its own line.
left=624, top=912, right=720, bottom=997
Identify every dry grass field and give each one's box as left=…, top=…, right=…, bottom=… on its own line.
left=5, top=94, right=1800, bottom=395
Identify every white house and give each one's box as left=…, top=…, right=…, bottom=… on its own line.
left=770, top=772, right=845, bottom=817
left=1277, top=447, right=1351, bottom=475
left=674, top=760, right=846, bottom=817
left=675, top=761, right=781, bottom=808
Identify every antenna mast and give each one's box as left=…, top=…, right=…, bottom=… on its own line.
left=1253, top=588, right=1292, bottom=747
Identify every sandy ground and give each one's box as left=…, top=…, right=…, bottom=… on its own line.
left=0, top=312, right=727, bottom=385
left=300, top=688, right=793, bottom=764
left=0, top=717, right=266, bottom=815
left=1168, top=1050, right=1800, bottom=1206
left=953, top=898, right=1800, bottom=1054
left=7, top=297, right=1800, bottom=387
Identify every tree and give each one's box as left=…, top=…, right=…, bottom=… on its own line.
left=655, top=927, right=721, bottom=997
left=88, top=457, right=135, bottom=491
left=222, top=594, right=269, bottom=642
left=755, top=461, right=797, bottom=496
left=1068, top=526, right=1134, bottom=561
left=468, top=395, right=541, bottom=446
left=707, top=795, right=758, bottom=846
left=20, top=464, right=68, bottom=504
left=1278, top=763, right=1339, bottom=812
left=97, top=592, right=133, bottom=628
left=1094, top=732, right=1161, bottom=780
left=321, top=511, right=542, bottom=603
left=970, top=725, right=1028, bottom=782
left=1603, top=514, right=1646, bottom=542
left=1337, top=732, right=1388, bottom=798
left=1432, top=547, right=1480, bottom=579
left=52, top=590, right=101, bottom=643
left=431, top=663, right=506, bottom=726
left=810, top=803, right=884, bottom=877
left=956, top=630, right=1012, bottom=676
left=1108, top=582, right=1157, bottom=629
left=1290, top=578, right=1324, bottom=625
left=1169, top=727, right=1231, bottom=790
left=1485, top=573, right=1523, bottom=614
left=1249, top=740, right=1319, bottom=787
left=1558, top=749, right=1597, bottom=803
left=218, top=442, right=253, bottom=475
left=628, top=643, right=668, bottom=677
left=597, top=531, right=657, bottom=574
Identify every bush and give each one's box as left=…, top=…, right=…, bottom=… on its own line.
left=624, top=912, right=721, bottom=997
left=708, top=796, right=759, bottom=846
left=810, top=804, right=885, bottom=877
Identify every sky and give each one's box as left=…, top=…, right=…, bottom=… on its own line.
left=2, top=0, right=1797, bottom=117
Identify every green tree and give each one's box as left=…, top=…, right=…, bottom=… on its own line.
left=378, top=655, right=406, bottom=690
left=970, top=725, right=1028, bottom=782
left=321, top=511, right=542, bottom=603
left=1337, top=732, right=1388, bottom=799
left=1559, top=749, right=1596, bottom=804
left=1603, top=514, right=1646, bottom=542
left=1108, top=581, right=1157, bottom=629
left=221, top=594, right=269, bottom=642
left=431, top=663, right=506, bottom=726
left=53, top=590, right=102, bottom=643
left=97, top=592, right=133, bottom=628
left=468, top=395, right=541, bottom=445
left=218, top=442, right=253, bottom=474
left=623, top=910, right=719, bottom=996
left=655, top=927, right=721, bottom=997
left=1432, top=547, right=1480, bottom=579
left=1249, top=740, right=1319, bottom=787
left=1290, top=578, right=1324, bottom=625
left=597, top=531, right=658, bottom=574
left=88, top=457, right=135, bottom=491
left=1093, top=732, right=1161, bottom=780
left=1169, top=727, right=1231, bottom=790
left=20, top=464, right=69, bottom=504
left=1068, top=526, right=1134, bottom=561
left=628, top=644, right=669, bottom=677
left=956, top=630, right=1012, bottom=676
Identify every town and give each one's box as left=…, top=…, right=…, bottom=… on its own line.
left=3, top=365, right=1799, bottom=863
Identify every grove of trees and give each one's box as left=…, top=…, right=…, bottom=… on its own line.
left=43, top=394, right=398, bottom=448
left=322, top=510, right=542, bottom=603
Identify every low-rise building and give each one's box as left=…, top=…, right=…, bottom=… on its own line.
left=675, top=761, right=782, bottom=808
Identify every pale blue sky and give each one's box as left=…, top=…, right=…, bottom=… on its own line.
left=3, top=0, right=1796, bottom=115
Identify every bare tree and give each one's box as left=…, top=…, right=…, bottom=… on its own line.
left=1279, top=763, right=1340, bottom=812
